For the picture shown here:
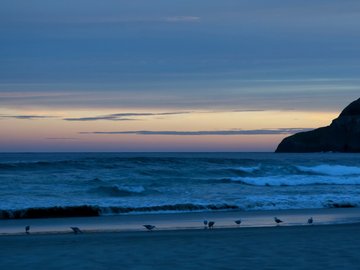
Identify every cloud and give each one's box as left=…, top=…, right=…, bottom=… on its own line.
left=64, top=116, right=138, bottom=121
left=6, top=15, right=201, bottom=25
left=79, top=128, right=312, bottom=136
left=164, top=16, right=200, bottom=22
left=0, top=115, right=55, bottom=120
left=46, top=137, right=79, bottom=140
left=63, top=111, right=191, bottom=121
left=230, top=109, right=267, bottom=112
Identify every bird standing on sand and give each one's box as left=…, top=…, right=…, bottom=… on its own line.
left=308, top=217, right=313, bottom=225
left=203, top=219, right=208, bottom=228
left=70, top=227, right=83, bottom=234
left=235, top=219, right=242, bottom=226
left=143, top=224, right=156, bottom=231
left=208, top=221, right=215, bottom=229
left=25, top=225, right=30, bottom=234
left=274, top=217, right=283, bottom=225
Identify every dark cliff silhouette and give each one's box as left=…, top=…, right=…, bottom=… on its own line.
left=276, top=98, right=360, bottom=153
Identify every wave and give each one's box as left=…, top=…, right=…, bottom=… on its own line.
left=86, top=177, right=106, bottom=184
left=100, top=203, right=240, bottom=214
left=296, top=165, right=360, bottom=176
left=0, top=156, right=258, bottom=171
left=222, top=164, right=360, bottom=178
left=235, top=165, right=261, bottom=173
left=0, top=205, right=100, bottom=219
left=208, top=164, right=360, bottom=180
left=0, top=160, right=83, bottom=170
left=227, top=175, right=360, bottom=186
left=0, top=157, right=190, bottom=171
left=0, top=204, right=240, bottom=219
left=323, top=200, right=358, bottom=208
left=0, top=200, right=357, bottom=220
left=241, top=197, right=359, bottom=211
left=87, top=185, right=147, bottom=197
left=229, top=164, right=360, bottom=177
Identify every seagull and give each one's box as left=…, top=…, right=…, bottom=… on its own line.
left=70, top=227, right=83, bottom=234
left=274, top=217, right=283, bottom=225
left=143, top=225, right=156, bottom=231
left=203, top=219, right=208, bottom=228
left=235, top=219, right=242, bottom=225
left=308, top=217, right=313, bottom=224
left=208, top=221, right=215, bottom=229
left=25, top=225, right=30, bottom=234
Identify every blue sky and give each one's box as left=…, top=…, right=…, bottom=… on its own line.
left=1, top=1, right=360, bottom=151
left=1, top=0, right=360, bottom=104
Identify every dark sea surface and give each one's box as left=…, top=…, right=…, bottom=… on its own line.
left=1, top=152, right=360, bottom=219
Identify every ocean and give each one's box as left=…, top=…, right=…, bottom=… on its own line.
left=1, top=152, right=360, bottom=219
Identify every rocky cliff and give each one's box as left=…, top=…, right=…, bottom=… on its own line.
left=275, top=98, right=360, bottom=153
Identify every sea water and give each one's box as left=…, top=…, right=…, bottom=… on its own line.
left=1, top=152, right=360, bottom=218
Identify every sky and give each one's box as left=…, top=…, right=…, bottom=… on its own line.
left=1, top=0, right=360, bottom=151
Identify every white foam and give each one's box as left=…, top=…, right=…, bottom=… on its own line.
left=230, top=175, right=360, bottom=186
left=296, top=165, right=360, bottom=176
left=120, top=185, right=146, bottom=193
left=236, top=165, right=261, bottom=173
left=240, top=194, right=360, bottom=211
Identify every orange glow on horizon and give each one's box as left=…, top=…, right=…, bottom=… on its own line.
left=0, top=108, right=338, bottom=151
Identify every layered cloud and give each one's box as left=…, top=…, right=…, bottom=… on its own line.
left=46, top=137, right=79, bottom=140
left=80, top=128, right=312, bottom=136
left=164, top=16, right=200, bottom=22
left=63, top=111, right=191, bottom=121
left=0, top=115, right=55, bottom=120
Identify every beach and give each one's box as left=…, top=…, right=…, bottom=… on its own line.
left=1, top=222, right=360, bottom=270
left=2, top=0, right=360, bottom=267
left=2, top=153, right=360, bottom=269
left=1, top=208, right=360, bottom=269
left=1, top=208, right=360, bottom=235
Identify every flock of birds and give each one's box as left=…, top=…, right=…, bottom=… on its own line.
left=136, top=216, right=314, bottom=231
left=23, top=216, right=314, bottom=234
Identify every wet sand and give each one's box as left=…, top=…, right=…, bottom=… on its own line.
left=1, top=223, right=360, bottom=270
left=1, top=208, right=360, bottom=269
left=1, top=207, right=360, bottom=235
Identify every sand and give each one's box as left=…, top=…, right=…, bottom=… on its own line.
left=1, top=208, right=360, bottom=269
left=1, top=208, right=360, bottom=235
left=1, top=223, right=360, bottom=270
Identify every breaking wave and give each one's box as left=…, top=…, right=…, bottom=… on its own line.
left=0, top=160, right=83, bottom=170
left=2, top=152, right=360, bottom=216
left=0, top=205, right=100, bottom=219
left=228, top=175, right=360, bottom=186
left=0, top=204, right=240, bottom=219
left=296, top=165, right=360, bottom=176
left=0, top=200, right=358, bottom=220
left=235, top=165, right=261, bottom=173
left=87, top=185, right=147, bottom=197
